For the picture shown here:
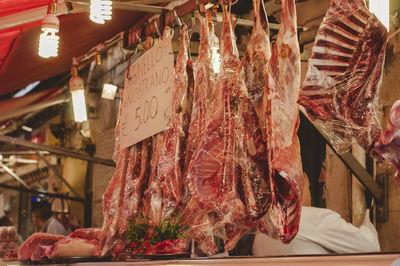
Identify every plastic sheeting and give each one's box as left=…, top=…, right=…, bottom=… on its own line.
left=298, top=0, right=388, bottom=156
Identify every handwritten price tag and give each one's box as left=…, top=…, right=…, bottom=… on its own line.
left=120, top=37, right=174, bottom=149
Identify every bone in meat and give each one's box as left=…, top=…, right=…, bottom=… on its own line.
left=182, top=11, right=218, bottom=255
left=261, top=0, right=304, bottom=244
left=186, top=0, right=247, bottom=252
left=299, top=0, right=388, bottom=156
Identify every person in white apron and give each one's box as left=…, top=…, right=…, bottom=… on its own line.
left=252, top=175, right=380, bottom=256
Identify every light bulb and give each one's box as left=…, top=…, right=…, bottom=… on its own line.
left=71, top=89, right=88, bottom=122
left=369, top=0, right=389, bottom=30
left=69, top=75, right=88, bottom=122
left=90, top=0, right=112, bottom=24
left=38, top=14, right=59, bottom=58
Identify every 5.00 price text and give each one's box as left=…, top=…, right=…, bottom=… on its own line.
left=134, top=96, right=159, bottom=131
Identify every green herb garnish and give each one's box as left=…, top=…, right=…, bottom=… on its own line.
left=124, top=214, right=151, bottom=244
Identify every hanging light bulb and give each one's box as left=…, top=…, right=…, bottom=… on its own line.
left=90, top=0, right=112, bottom=24
left=369, top=0, right=390, bottom=30
left=38, top=6, right=59, bottom=58
left=69, top=65, right=88, bottom=122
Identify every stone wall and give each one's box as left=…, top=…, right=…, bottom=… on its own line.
left=91, top=127, right=116, bottom=227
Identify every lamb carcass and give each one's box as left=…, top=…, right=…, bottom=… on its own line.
left=119, top=139, right=151, bottom=236
left=186, top=0, right=247, bottom=252
left=99, top=88, right=129, bottom=256
left=143, top=25, right=193, bottom=225
left=261, top=0, right=304, bottom=243
left=239, top=0, right=271, bottom=221
left=182, top=11, right=218, bottom=256
left=298, top=0, right=388, bottom=156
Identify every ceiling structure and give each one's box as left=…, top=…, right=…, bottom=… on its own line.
left=0, top=6, right=142, bottom=96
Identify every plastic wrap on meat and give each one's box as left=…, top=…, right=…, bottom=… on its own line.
left=184, top=12, right=213, bottom=177
left=241, top=0, right=271, bottom=136
left=238, top=0, right=271, bottom=221
left=143, top=26, right=192, bottom=226
left=186, top=1, right=247, bottom=252
left=299, top=0, right=388, bottom=155
left=262, top=0, right=304, bottom=244
left=119, top=139, right=151, bottom=236
left=142, top=28, right=174, bottom=226
left=156, top=23, right=192, bottom=222
left=375, top=100, right=400, bottom=184
left=182, top=197, right=217, bottom=256
left=18, top=233, right=65, bottom=261
left=99, top=89, right=129, bottom=256
left=143, top=134, right=164, bottom=225
left=182, top=12, right=218, bottom=256
left=119, top=145, right=139, bottom=236
left=46, top=228, right=102, bottom=258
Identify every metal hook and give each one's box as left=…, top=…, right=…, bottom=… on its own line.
left=154, top=20, right=162, bottom=40
left=173, top=9, right=182, bottom=28
left=118, top=41, right=127, bottom=62
left=135, top=32, right=144, bottom=50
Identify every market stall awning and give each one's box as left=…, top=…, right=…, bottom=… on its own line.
left=0, top=5, right=141, bottom=97
left=0, top=1, right=52, bottom=17
left=0, top=87, right=65, bottom=120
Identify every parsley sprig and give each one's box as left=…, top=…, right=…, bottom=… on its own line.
left=124, top=213, right=188, bottom=253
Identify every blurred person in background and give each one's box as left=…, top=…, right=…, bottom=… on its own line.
left=31, top=201, right=68, bottom=236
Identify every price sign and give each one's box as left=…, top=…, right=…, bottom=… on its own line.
left=120, top=37, right=174, bottom=149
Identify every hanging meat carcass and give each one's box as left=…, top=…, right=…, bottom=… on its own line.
left=142, top=29, right=173, bottom=225
left=101, top=35, right=159, bottom=255
left=241, top=0, right=271, bottom=136
left=186, top=0, right=247, bottom=252
left=375, top=100, right=400, bottom=184
left=142, top=134, right=164, bottom=225
left=143, top=24, right=193, bottom=225
left=182, top=10, right=218, bottom=256
left=100, top=88, right=129, bottom=256
left=298, top=0, right=388, bottom=156
left=119, top=139, right=151, bottom=236
left=260, top=0, right=304, bottom=243
left=238, top=0, right=271, bottom=222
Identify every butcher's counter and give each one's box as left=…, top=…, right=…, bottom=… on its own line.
left=5, top=253, right=400, bottom=266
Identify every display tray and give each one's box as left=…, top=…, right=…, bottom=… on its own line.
left=125, top=253, right=191, bottom=261
left=52, top=256, right=112, bottom=264
left=21, top=256, right=112, bottom=264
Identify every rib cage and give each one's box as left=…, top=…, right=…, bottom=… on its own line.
left=299, top=0, right=388, bottom=155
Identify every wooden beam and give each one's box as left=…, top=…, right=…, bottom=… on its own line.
left=0, top=183, right=85, bottom=203
left=0, top=135, right=115, bottom=167
left=67, top=0, right=170, bottom=13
